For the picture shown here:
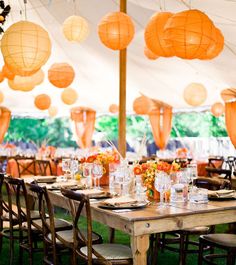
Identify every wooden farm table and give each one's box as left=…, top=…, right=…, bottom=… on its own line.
left=33, top=187, right=236, bottom=265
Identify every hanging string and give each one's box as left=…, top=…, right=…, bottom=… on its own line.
left=23, top=0, right=27, bottom=20
left=73, top=0, right=77, bottom=15
left=159, top=0, right=163, bottom=11
left=189, top=0, right=192, bottom=9
left=163, top=0, right=166, bottom=11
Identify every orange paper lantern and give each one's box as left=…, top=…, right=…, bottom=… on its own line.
left=144, top=46, right=159, bottom=60
left=211, top=102, right=225, bottom=117
left=1, top=21, right=51, bottom=76
left=183, top=83, right=207, bottom=106
left=221, top=88, right=236, bottom=102
left=109, top=104, right=119, bottom=113
left=61, top=88, right=78, bottom=105
left=8, top=79, right=35, bottom=92
left=145, top=12, right=174, bottom=57
left=0, top=91, right=4, bottom=103
left=133, top=96, right=155, bottom=114
left=164, top=10, right=216, bottom=59
left=98, top=12, right=135, bottom=50
left=2, top=65, right=15, bottom=80
left=34, top=94, right=51, bottom=110
left=48, top=106, right=58, bottom=117
left=48, top=63, right=75, bottom=88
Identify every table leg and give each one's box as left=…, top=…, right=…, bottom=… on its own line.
left=131, top=234, right=150, bottom=265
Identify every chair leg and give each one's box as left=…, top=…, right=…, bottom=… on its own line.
left=179, top=233, right=185, bottom=265
left=198, top=238, right=204, bottom=265
left=227, top=250, right=236, bottom=265
left=161, top=233, right=166, bottom=252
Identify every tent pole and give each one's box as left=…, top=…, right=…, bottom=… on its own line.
left=118, top=0, right=127, bottom=158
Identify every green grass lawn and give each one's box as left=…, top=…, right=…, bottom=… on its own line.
left=0, top=214, right=230, bottom=265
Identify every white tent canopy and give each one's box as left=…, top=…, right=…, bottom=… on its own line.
left=0, top=0, right=236, bottom=116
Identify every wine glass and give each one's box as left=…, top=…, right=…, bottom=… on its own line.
left=83, top=163, right=92, bottom=189
left=62, top=159, right=71, bottom=181
left=70, top=159, right=79, bottom=180
left=154, top=172, right=171, bottom=207
left=92, top=163, right=103, bottom=190
left=109, top=162, right=119, bottom=193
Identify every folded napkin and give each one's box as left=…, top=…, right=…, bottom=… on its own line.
left=34, top=176, right=57, bottom=183
left=208, top=190, right=236, bottom=198
left=102, top=196, right=137, bottom=207
left=51, top=181, right=81, bottom=189
left=77, top=189, right=104, bottom=196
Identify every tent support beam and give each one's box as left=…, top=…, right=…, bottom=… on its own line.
left=118, top=0, right=127, bottom=158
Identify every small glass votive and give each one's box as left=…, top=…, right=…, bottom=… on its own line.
left=189, top=187, right=208, bottom=204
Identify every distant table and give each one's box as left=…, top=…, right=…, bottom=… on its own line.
left=31, top=187, right=236, bottom=265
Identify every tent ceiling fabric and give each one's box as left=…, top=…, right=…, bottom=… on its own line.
left=0, top=0, right=236, bottom=116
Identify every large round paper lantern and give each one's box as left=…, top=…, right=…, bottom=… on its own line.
left=62, top=15, right=89, bottom=43
left=0, top=91, right=4, bottom=103
left=221, top=88, right=236, bottom=102
left=48, top=63, right=75, bottom=88
left=2, top=65, right=15, bottom=80
left=34, top=94, right=51, bottom=110
left=144, top=46, right=159, bottom=60
left=133, top=96, right=155, bottom=114
left=183, top=83, right=207, bottom=106
left=0, top=72, right=4, bottom=83
left=211, top=102, right=225, bottom=117
left=48, top=106, right=58, bottom=117
left=145, top=12, right=174, bottom=57
left=61, top=88, right=78, bottom=105
left=1, top=21, right=51, bottom=76
left=164, top=10, right=215, bottom=59
left=109, top=104, right=119, bottom=113
left=98, top=12, right=135, bottom=50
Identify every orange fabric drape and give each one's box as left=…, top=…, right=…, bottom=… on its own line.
left=225, top=101, right=236, bottom=148
left=70, top=107, right=96, bottom=149
left=0, top=107, right=11, bottom=144
left=149, top=106, right=172, bottom=150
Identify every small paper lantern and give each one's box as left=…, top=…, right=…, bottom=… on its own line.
left=62, top=15, right=89, bottom=43
left=133, top=96, right=155, bottom=114
left=2, top=65, right=15, bottom=80
left=183, top=83, right=207, bottom=106
left=34, top=94, right=51, bottom=110
left=145, top=12, right=174, bottom=57
left=0, top=72, right=4, bottom=83
left=48, top=63, right=75, bottom=88
left=61, top=88, right=78, bottom=105
left=164, top=10, right=216, bottom=59
left=1, top=21, right=51, bottom=76
left=211, top=102, right=225, bottom=117
left=221, top=88, right=236, bottom=102
left=0, top=91, right=4, bottom=103
left=98, top=12, right=135, bottom=50
left=48, top=106, right=58, bottom=117
left=144, top=46, right=159, bottom=60
left=8, top=79, right=35, bottom=92
left=109, top=104, right=119, bottom=113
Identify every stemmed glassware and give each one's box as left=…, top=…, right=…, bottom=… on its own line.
left=91, top=163, right=103, bottom=190
left=83, top=163, right=92, bottom=189
left=70, top=159, right=79, bottom=180
left=154, top=172, right=171, bottom=207
left=62, top=158, right=71, bottom=181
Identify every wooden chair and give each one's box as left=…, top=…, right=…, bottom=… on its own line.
left=4, top=177, right=43, bottom=265
left=0, top=173, right=20, bottom=265
left=193, top=177, right=231, bottom=190
left=0, top=156, right=8, bottom=174
left=35, top=159, right=53, bottom=176
left=198, top=234, right=236, bottom=265
left=208, top=156, right=225, bottom=169
left=60, top=187, right=133, bottom=265
left=14, top=157, right=36, bottom=177
left=205, top=167, right=232, bottom=182
left=29, top=184, right=74, bottom=265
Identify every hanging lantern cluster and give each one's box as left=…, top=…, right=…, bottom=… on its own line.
left=183, top=83, right=207, bottom=106
left=62, top=15, right=89, bottom=43
left=145, top=10, right=224, bottom=60
left=98, top=12, right=135, bottom=50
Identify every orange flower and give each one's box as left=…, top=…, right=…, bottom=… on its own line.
left=133, top=165, right=142, bottom=175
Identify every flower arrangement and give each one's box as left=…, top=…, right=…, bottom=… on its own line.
left=176, top=147, right=188, bottom=158
left=80, top=149, right=120, bottom=165
left=133, top=161, right=180, bottom=198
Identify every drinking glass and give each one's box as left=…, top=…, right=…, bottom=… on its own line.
left=70, top=159, right=79, bottom=180
left=92, top=163, right=103, bottom=190
left=62, top=159, right=71, bottom=181
left=109, top=162, right=119, bottom=193
left=83, top=163, right=92, bottom=189
left=154, top=172, right=171, bottom=207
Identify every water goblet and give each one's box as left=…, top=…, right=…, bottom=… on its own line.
left=92, top=163, right=103, bottom=190
left=83, top=163, right=92, bottom=188
left=70, top=159, right=79, bottom=180
left=109, top=162, right=119, bottom=193
left=62, top=158, right=71, bottom=181
left=154, top=172, right=171, bottom=208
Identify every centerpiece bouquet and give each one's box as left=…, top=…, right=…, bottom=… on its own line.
left=133, top=160, right=180, bottom=200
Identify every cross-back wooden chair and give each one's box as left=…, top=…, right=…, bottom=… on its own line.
left=36, top=159, right=53, bottom=176
left=61, top=187, right=132, bottom=265
left=4, top=177, right=43, bottom=265
left=29, top=184, right=72, bottom=265
left=208, top=156, right=225, bottom=169
left=205, top=167, right=232, bottom=182
left=0, top=156, right=8, bottom=174
left=14, top=157, right=36, bottom=177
